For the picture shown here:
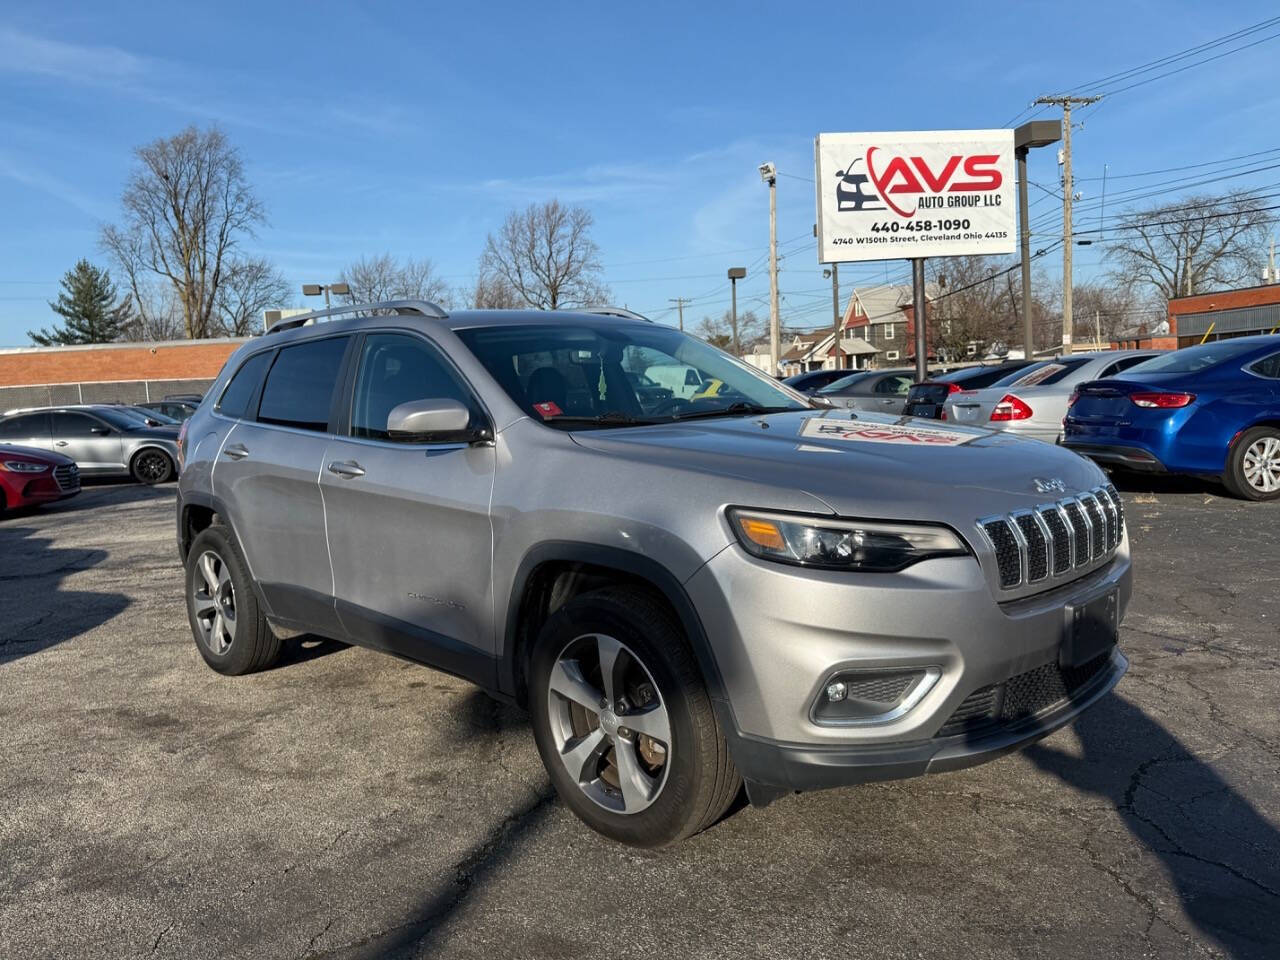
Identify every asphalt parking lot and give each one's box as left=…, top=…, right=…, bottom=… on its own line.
left=2, top=477, right=1278, bottom=960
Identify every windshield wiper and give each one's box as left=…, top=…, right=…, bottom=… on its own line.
left=671, top=402, right=797, bottom=421
left=541, top=411, right=659, bottom=427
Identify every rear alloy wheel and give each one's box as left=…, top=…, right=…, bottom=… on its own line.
left=131, top=448, right=174, bottom=485
left=529, top=587, right=741, bottom=846
left=1225, top=427, right=1280, bottom=501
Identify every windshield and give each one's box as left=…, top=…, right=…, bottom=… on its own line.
left=816, top=371, right=873, bottom=394
left=455, top=323, right=808, bottom=427
left=1125, top=339, right=1268, bottom=375
left=93, top=407, right=152, bottom=429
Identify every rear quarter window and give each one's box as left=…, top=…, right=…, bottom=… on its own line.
left=216, top=351, right=274, bottom=419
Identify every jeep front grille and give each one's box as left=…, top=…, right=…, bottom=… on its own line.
left=979, top=485, right=1123, bottom=591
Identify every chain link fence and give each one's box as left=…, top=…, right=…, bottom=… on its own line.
left=0, top=378, right=216, bottom=413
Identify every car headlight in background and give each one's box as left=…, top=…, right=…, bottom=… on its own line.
left=728, top=508, right=969, bottom=572
left=1, top=461, right=49, bottom=473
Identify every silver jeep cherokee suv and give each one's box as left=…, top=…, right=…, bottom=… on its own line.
left=176, top=300, right=1131, bottom=846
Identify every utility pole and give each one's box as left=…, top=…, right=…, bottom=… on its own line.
left=727, top=267, right=746, bottom=354
left=1036, top=95, right=1100, bottom=355
left=912, top=259, right=928, bottom=383
left=668, top=297, right=690, bottom=332
left=1185, top=251, right=1194, bottom=296
left=830, top=263, right=841, bottom=370
left=760, top=162, right=780, bottom=374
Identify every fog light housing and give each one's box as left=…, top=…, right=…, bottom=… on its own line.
left=811, top=667, right=941, bottom=726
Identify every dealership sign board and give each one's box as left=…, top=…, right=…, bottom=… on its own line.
left=814, top=129, right=1016, bottom=263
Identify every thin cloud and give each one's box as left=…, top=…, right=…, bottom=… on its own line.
left=0, top=151, right=112, bottom=220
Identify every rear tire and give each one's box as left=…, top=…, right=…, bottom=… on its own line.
left=185, top=525, right=282, bottom=675
left=528, top=586, right=741, bottom=847
left=1223, top=426, right=1280, bottom=501
left=131, top=448, right=174, bottom=485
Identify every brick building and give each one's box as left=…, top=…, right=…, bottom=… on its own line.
left=0, top=338, right=247, bottom=411
left=1111, top=283, right=1280, bottom=350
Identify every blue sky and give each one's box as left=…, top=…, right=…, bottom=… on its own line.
left=1, top=1, right=1278, bottom=345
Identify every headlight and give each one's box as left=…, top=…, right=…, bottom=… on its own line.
left=728, top=508, right=969, bottom=572
left=1, top=460, right=49, bottom=474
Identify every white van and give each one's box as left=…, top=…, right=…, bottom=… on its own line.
left=645, top=364, right=705, bottom=400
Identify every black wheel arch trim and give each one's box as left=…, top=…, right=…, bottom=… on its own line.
left=499, top=541, right=738, bottom=733
left=177, top=489, right=273, bottom=615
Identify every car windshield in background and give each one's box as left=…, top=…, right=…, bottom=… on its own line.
left=95, top=407, right=151, bottom=430
left=1125, top=339, right=1268, bottom=375
left=1005, top=357, right=1091, bottom=387
left=455, top=323, right=807, bottom=428
left=815, top=371, right=873, bottom=394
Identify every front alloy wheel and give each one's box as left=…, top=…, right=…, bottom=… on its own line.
left=546, top=633, right=672, bottom=814
left=191, top=550, right=237, bottom=655
left=132, top=449, right=173, bottom=484
left=1242, top=435, right=1280, bottom=495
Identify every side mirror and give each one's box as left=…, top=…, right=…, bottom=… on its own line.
left=809, top=395, right=835, bottom=409
left=386, top=398, right=486, bottom=442
left=90, top=426, right=113, bottom=436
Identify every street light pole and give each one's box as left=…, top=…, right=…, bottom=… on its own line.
left=1013, top=120, right=1062, bottom=361
left=830, top=264, right=840, bottom=370
left=912, top=259, right=928, bottom=383
left=727, top=267, right=746, bottom=354
left=760, top=163, right=780, bottom=375
left=301, top=282, right=351, bottom=311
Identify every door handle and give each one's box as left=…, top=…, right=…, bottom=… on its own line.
left=55, top=440, right=69, bottom=447
left=327, top=460, right=365, bottom=479
left=223, top=443, right=249, bottom=460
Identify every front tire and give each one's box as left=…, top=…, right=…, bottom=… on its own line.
left=131, top=448, right=174, bottom=485
left=185, top=525, right=282, bottom=675
left=1223, top=426, right=1280, bottom=501
left=528, top=587, right=741, bottom=847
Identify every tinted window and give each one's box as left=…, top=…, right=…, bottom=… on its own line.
left=351, top=333, right=477, bottom=442
left=1099, top=355, right=1153, bottom=378
left=52, top=412, right=105, bottom=437
left=875, top=374, right=913, bottom=395
left=257, top=338, right=349, bottom=432
left=1249, top=352, right=1280, bottom=379
left=218, top=351, right=274, bottom=419
left=0, top=412, right=50, bottom=439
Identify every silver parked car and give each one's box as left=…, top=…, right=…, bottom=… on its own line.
left=0, top=405, right=180, bottom=483
left=944, top=350, right=1162, bottom=442
left=176, top=301, right=1131, bottom=846
left=814, top=367, right=917, bottom=413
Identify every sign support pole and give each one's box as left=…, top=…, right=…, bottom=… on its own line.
left=912, top=258, right=928, bottom=383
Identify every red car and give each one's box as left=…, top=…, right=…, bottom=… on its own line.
left=0, top=444, right=81, bottom=514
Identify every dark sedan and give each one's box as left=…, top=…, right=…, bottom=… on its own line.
left=782, top=368, right=856, bottom=394
left=902, top=361, right=1036, bottom=419
left=813, top=368, right=917, bottom=413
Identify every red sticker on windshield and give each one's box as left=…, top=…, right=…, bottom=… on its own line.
left=533, top=402, right=563, bottom=419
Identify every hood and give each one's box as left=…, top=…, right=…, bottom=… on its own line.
left=569, top=409, right=1106, bottom=523
left=0, top=443, right=76, bottom=466
left=127, top=424, right=181, bottom=439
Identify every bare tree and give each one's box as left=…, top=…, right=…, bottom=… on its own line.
left=101, top=126, right=266, bottom=339
left=478, top=199, right=609, bottom=310
left=1105, top=190, right=1272, bottom=300
left=468, top=272, right=523, bottom=309
left=215, top=257, right=293, bottom=336
left=696, top=309, right=763, bottom=355
left=338, top=253, right=452, bottom=306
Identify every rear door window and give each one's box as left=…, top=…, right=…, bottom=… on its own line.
left=1249, top=352, right=1280, bottom=379
left=218, top=351, right=274, bottom=419
left=257, top=337, right=350, bottom=432
left=0, top=412, right=51, bottom=440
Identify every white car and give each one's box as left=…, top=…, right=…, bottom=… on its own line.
left=944, top=351, right=1162, bottom=442
left=645, top=363, right=706, bottom=400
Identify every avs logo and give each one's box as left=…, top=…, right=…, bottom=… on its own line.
left=833, top=147, right=1004, bottom=219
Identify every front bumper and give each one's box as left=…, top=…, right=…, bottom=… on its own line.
left=685, top=537, right=1131, bottom=794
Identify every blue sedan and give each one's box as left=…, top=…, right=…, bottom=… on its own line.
left=1063, top=334, right=1280, bottom=500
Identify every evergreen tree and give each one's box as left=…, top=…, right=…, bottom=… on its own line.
left=29, top=260, right=134, bottom=345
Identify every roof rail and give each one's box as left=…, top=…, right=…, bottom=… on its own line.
left=265, top=299, right=449, bottom=335
left=578, top=306, right=653, bottom=323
